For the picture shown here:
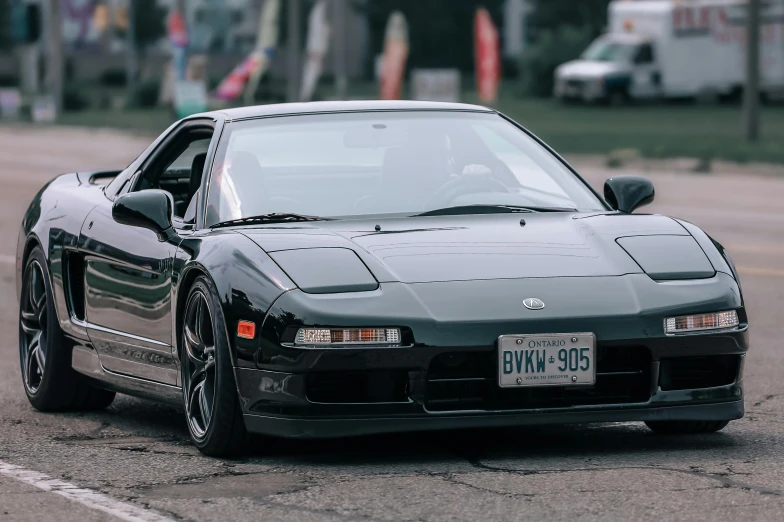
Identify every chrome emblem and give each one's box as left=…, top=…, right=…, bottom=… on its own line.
left=523, top=298, right=545, bottom=310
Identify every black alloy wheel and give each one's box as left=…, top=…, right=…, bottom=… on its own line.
left=20, top=259, right=47, bottom=395
left=182, top=287, right=217, bottom=440
left=181, top=277, right=248, bottom=456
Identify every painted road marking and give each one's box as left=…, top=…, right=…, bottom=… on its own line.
left=0, top=460, right=175, bottom=522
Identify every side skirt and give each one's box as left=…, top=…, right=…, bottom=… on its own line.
left=72, top=345, right=182, bottom=406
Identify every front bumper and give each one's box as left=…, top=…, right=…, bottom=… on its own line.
left=554, top=78, right=605, bottom=102
left=236, top=327, right=748, bottom=438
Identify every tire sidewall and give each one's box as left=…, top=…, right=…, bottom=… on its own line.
left=181, top=276, right=243, bottom=453
left=19, top=247, right=68, bottom=407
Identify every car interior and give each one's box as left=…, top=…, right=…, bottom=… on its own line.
left=132, top=128, right=213, bottom=223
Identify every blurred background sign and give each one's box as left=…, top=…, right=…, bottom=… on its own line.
left=411, top=69, right=461, bottom=103
left=31, top=94, right=56, bottom=122
left=173, top=79, right=206, bottom=118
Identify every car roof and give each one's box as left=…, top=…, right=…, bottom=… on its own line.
left=190, top=100, right=496, bottom=122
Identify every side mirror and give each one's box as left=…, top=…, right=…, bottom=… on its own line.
left=604, top=176, right=655, bottom=214
left=112, top=190, right=175, bottom=241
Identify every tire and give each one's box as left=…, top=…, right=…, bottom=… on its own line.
left=181, top=276, right=248, bottom=457
left=19, top=246, right=115, bottom=412
left=607, top=89, right=630, bottom=107
left=645, top=420, right=730, bottom=435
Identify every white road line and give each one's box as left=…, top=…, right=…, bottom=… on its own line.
left=0, top=460, right=176, bottom=522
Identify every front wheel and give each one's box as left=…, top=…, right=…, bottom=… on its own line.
left=181, top=276, right=248, bottom=457
left=645, top=420, right=730, bottom=435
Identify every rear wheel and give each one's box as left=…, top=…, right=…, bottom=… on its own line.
left=181, top=277, right=248, bottom=457
left=19, top=246, right=115, bottom=411
left=645, top=420, right=729, bottom=435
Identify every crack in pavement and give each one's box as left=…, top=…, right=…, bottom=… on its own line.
left=464, top=459, right=782, bottom=497
left=251, top=497, right=389, bottom=522
left=124, top=498, right=189, bottom=521
left=753, top=394, right=782, bottom=407
left=433, top=472, right=535, bottom=500
left=129, top=468, right=281, bottom=491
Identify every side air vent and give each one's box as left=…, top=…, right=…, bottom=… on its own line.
left=63, top=251, right=86, bottom=321
left=87, top=170, right=121, bottom=186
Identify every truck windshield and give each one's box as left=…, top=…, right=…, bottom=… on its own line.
left=582, top=38, right=636, bottom=62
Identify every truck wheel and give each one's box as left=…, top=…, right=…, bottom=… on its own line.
left=608, top=89, right=629, bottom=106
left=719, top=86, right=743, bottom=105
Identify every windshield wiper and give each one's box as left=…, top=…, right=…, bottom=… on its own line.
left=415, top=205, right=577, bottom=217
left=210, top=213, right=330, bottom=229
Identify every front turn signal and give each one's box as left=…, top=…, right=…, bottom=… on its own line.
left=664, top=310, right=739, bottom=335
left=237, top=320, right=256, bottom=339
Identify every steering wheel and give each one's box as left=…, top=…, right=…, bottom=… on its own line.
left=425, top=173, right=510, bottom=210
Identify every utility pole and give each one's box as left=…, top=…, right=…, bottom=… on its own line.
left=46, top=0, right=63, bottom=116
left=126, top=0, right=137, bottom=99
left=743, top=0, right=761, bottom=142
left=286, top=0, right=301, bottom=103
left=332, top=0, right=348, bottom=100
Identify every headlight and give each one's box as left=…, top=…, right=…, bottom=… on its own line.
left=664, top=310, right=739, bottom=335
left=294, top=327, right=402, bottom=346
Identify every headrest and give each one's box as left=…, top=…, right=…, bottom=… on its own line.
left=189, top=152, right=207, bottom=195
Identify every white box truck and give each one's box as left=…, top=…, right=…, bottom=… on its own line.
left=554, top=0, right=784, bottom=104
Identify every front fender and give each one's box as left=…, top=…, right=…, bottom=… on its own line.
left=174, top=230, right=295, bottom=369
left=16, top=173, right=103, bottom=331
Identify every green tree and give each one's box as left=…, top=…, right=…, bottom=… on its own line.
left=362, top=0, right=505, bottom=75
left=0, top=0, right=11, bottom=51
left=132, top=0, right=167, bottom=55
left=525, top=0, right=611, bottom=41
left=518, top=0, right=612, bottom=97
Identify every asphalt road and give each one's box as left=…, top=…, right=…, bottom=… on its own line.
left=0, top=126, right=782, bottom=522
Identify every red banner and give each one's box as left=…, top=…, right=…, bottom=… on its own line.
left=380, top=12, right=409, bottom=100
left=474, top=8, right=500, bottom=103
left=167, top=11, right=189, bottom=48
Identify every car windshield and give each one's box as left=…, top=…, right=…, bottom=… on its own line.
left=582, top=38, right=636, bottom=62
left=204, top=111, right=605, bottom=226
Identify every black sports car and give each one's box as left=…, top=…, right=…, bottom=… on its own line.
left=17, top=101, right=748, bottom=456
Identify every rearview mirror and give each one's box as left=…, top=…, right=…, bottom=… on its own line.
left=112, top=190, right=175, bottom=241
left=604, top=176, right=655, bottom=214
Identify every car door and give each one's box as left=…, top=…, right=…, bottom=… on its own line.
left=78, top=120, right=215, bottom=385
left=629, top=43, right=661, bottom=100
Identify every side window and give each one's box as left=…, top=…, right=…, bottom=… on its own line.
left=634, top=44, right=654, bottom=65
left=137, top=135, right=212, bottom=218
left=161, top=138, right=210, bottom=218
left=161, top=139, right=210, bottom=181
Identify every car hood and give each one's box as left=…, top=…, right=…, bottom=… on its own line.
left=240, top=212, right=701, bottom=284
left=556, top=60, right=628, bottom=80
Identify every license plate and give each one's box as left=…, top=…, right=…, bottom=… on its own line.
left=498, top=333, right=596, bottom=388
